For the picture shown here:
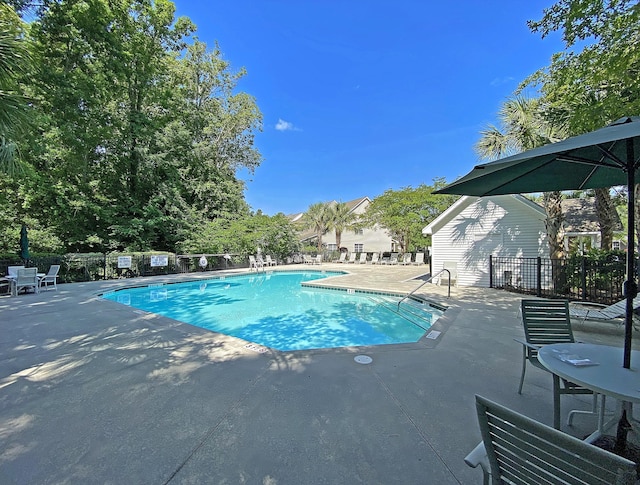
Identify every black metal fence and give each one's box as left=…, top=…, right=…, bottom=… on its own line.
left=0, top=253, right=247, bottom=284
left=490, top=255, right=629, bottom=305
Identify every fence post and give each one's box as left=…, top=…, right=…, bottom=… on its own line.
left=581, top=256, right=587, bottom=301
left=489, top=255, right=494, bottom=288
left=536, top=257, right=542, bottom=297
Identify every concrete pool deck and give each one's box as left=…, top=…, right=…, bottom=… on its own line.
left=1, top=263, right=638, bottom=484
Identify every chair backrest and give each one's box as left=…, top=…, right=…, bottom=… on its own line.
left=414, top=253, right=424, bottom=263
left=358, top=253, right=367, bottom=263
left=16, top=268, right=37, bottom=283
left=8, top=265, right=25, bottom=277
left=371, top=252, right=379, bottom=263
left=348, top=253, right=357, bottom=262
left=402, top=253, right=411, bottom=263
left=443, top=261, right=457, bottom=276
left=475, top=394, right=636, bottom=485
left=521, top=299, right=574, bottom=356
left=337, top=252, right=346, bottom=262
left=47, top=264, right=61, bottom=276
left=390, top=253, right=398, bottom=262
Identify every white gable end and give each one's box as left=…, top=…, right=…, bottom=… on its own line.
left=428, top=195, right=548, bottom=287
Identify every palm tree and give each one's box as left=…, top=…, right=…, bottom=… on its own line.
left=303, top=202, right=331, bottom=252
left=0, top=3, right=31, bottom=176
left=476, top=95, right=566, bottom=260
left=327, top=201, right=357, bottom=251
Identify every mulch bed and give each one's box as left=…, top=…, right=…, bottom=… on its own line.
left=591, top=435, right=640, bottom=479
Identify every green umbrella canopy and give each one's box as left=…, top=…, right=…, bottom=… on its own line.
left=436, top=116, right=640, bottom=369
left=19, top=224, right=29, bottom=260
left=436, top=116, right=640, bottom=197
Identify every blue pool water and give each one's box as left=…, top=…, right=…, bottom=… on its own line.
left=101, top=271, right=443, bottom=351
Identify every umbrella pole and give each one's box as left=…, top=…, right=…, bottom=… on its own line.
left=624, top=139, right=636, bottom=370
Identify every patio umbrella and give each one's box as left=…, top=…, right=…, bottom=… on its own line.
left=435, top=116, right=640, bottom=369
left=19, top=224, right=29, bottom=261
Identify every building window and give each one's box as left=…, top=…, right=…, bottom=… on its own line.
left=613, top=240, right=621, bottom=250
left=327, top=244, right=337, bottom=251
left=354, top=228, right=363, bottom=235
left=354, top=243, right=363, bottom=253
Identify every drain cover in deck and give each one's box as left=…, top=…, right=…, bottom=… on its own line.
left=354, top=355, right=373, bottom=364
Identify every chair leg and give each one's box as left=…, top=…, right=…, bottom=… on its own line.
left=553, top=374, right=561, bottom=430
left=518, top=347, right=527, bottom=394
left=568, top=393, right=606, bottom=427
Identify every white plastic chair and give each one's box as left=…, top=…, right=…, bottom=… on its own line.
left=14, top=268, right=38, bottom=295
left=39, top=264, right=60, bottom=291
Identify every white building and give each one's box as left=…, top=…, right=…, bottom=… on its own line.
left=291, top=197, right=396, bottom=254
left=423, top=195, right=548, bottom=287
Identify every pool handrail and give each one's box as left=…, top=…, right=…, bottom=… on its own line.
left=397, top=268, right=451, bottom=312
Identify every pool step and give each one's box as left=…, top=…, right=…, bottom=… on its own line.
left=369, top=296, right=436, bottom=331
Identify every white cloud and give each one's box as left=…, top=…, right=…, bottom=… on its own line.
left=275, top=118, right=299, bottom=131
left=490, top=76, right=515, bottom=87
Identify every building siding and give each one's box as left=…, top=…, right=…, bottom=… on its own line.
left=427, top=196, right=548, bottom=287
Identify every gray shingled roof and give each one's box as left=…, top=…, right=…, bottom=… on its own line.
left=561, top=197, right=622, bottom=233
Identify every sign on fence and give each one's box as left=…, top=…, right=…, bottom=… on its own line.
left=117, top=256, right=132, bottom=269
left=150, top=255, right=169, bottom=267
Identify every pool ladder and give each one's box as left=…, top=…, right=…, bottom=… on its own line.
left=370, top=295, right=436, bottom=332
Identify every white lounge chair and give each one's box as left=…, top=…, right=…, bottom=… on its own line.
left=249, top=255, right=263, bottom=271
left=439, top=261, right=457, bottom=286
left=346, top=253, right=357, bottom=264
left=265, top=255, right=277, bottom=266
left=39, top=264, right=60, bottom=291
left=412, top=253, right=424, bottom=265
left=357, top=253, right=367, bottom=264
left=569, top=296, right=640, bottom=330
left=334, top=253, right=347, bottom=263
left=400, top=253, right=412, bottom=265
left=14, top=268, right=38, bottom=295
left=388, top=253, right=399, bottom=265
left=313, top=255, right=322, bottom=265
left=370, top=253, right=379, bottom=264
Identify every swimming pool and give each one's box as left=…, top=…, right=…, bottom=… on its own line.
left=101, top=271, right=444, bottom=351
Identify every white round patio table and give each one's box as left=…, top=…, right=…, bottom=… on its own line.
left=538, top=342, right=640, bottom=441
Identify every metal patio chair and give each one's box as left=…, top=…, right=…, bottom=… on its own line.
left=465, top=395, right=636, bottom=485
left=517, top=299, right=601, bottom=429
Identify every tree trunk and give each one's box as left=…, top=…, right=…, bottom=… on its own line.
left=633, top=184, right=640, bottom=255
left=544, top=191, right=564, bottom=259
left=594, top=187, right=616, bottom=250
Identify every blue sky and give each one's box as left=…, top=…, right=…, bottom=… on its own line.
left=173, top=1, right=565, bottom=215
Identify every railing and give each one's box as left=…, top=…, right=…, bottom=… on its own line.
left=0, top=253, right=247, bottom=284
left=397, top=268, right=451, bottom=311
left=489, top=255, right=629, bottom=305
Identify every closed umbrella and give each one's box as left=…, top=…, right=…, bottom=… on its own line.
left=19, top=224, right=29, bottom=261
left=436, top=116, right=640, bottom=369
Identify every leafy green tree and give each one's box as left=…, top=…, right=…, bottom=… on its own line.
left=362, top=181, right=454, bottom=253
left=9, top=0, right=262, bottom=253
left=327, top=201, right=356, bottom=250
left=303, top=202, right=331, bottom=252
left=526, top=0, right=640, bottom=132
left=476, top=95, right=567, bottom=259
left=179, top=213, right=299, bottom=262
left=523, top=0, right=633, bottom=250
